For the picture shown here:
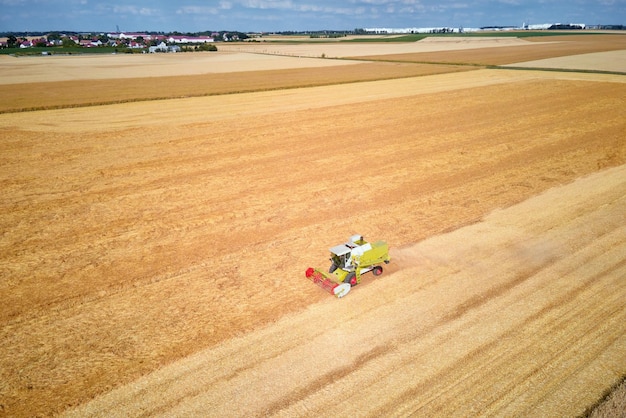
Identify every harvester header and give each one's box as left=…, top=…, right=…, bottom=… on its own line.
left=305, top=234, right=390, bottom=298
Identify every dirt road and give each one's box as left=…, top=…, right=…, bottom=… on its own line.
left=1, top=35, right=625, bottom=416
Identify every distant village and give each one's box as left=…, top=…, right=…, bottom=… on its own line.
left=0, top=31, right=246, bottom=51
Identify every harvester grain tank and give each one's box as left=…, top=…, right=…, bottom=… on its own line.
left=305, top=235, right=390, bottom=298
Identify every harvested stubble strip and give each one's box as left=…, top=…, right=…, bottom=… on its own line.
left=0, top=62, right=470, bottom=114
left=352, top=34, right=626, bottom=66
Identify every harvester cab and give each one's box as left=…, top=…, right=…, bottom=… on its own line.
left=306, top=235, right=390, bottom=298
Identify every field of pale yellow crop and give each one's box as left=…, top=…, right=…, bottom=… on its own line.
left=1, top=34, right=624, bottom=417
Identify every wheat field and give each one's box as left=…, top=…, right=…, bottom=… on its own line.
left=0, top=34, right=625, bottom=417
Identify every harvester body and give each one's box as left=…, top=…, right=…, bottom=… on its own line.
left=306, top=235, right=390, bottom=298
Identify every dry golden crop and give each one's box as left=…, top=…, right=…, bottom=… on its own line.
left=0, top=34, right=625, bottom=417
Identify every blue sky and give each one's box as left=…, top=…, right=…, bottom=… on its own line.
left=1, top=0, right=624, bottom=33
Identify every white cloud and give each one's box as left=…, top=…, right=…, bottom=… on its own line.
left=243, top=0, right=294, bottom=10
left=175, top=1, right=241, bottom=17
left=112, top=5, right=159, bottom=16
left=496, top=0, right=522, bottom=5
left=176, top=6, right=220, bottom=15
left=355, top=0, right=396, bottom=5
left=230, top=0, right=359, bottom=17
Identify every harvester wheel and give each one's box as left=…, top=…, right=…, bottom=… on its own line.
left=344, top=272, right=357, bottom=286
left=373, top=266, right=383, bottom=276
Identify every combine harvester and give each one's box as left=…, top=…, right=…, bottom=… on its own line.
left=305, top=235, right=390, bottom=298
